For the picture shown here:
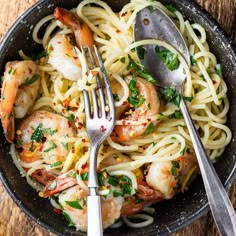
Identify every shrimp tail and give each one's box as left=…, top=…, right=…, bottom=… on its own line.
left=54, top=7, right=94, bottom=48
left=41, top=170, right=77, bottom=197
left=0, top=79, right=18, bottom=142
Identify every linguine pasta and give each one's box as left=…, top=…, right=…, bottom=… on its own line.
left=5, top=0, right=231, bottom=231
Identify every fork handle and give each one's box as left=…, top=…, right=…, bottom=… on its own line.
left=87, top=193, right=103, bottom=236
left=180, top=100, right=236, bottom=236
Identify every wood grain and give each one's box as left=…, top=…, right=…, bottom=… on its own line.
left=0, top=0, right=235, bottom=235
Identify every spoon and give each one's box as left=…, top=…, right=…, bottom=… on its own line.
left=135, top=7, right=236, bottom=236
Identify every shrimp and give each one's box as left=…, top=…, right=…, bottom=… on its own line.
left=58, top=185, right=124, bottom=231
left=47, top=7, right=94, bottom=81
left=0, top=60, right=40, bottom=142
left=111, top=77, right=160, bottom=142
left=16, top=110, right=76, bottom=165
left=54, top=7, right=94, bottom=48
left=145, top=151, right=198, bottom=199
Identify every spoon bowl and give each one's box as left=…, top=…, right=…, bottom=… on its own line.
left=134, top=6, right=236, bottom=236
left=135, top=7, right=189, bottom=89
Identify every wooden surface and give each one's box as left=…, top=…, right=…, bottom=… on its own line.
left=0, top=0, right=236, bottom=235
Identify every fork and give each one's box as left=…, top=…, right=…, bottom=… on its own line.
left=82, top=45, right=115, bottom=236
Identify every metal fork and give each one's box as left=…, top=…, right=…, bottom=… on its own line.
left=82, top=45, right=115, bottom=236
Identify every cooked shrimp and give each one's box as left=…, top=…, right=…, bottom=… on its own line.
left=47, top=7, right=94, bottom=81
left=58, top=185, right=124, bottom=231
left=145, top=151, right=197, bottom=199
left=0, top=60, right=40, bottom=142
left=111, top=77, right=160, bottom=142
left=16, top=110, right=76, bottom=165
left=54, top=7, right=94, bottom=48
left=48, top=34, right=83, bottom=81
left=121, top=180, right=163, bottom=216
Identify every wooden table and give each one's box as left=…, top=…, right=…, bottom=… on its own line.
left=0, top=0, right=235, bottom=235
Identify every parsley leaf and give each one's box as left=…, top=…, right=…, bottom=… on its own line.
left=66, top=200, right=83, bottom=210
left=216, top=64, right=223, bottom=76
left=44, top=140, right=57, bottom=152
left=24, top=74, right=40, bottom=86
left=113, top=93, right=120, bottom=101
left=190, top=56, right=197, bottom=66
left=171, top=160, right=180, bottom=177
left=183, top=96, right=194, bottom=102
left=155, top=46, right=179, bottom=71
left=127, top=54, right=157, bottom=84
left=162, top=87, right=181, bottom=107
left=31, top=123, right=44, bottom=142
left=108, top=176, right=119, bottom=187
left=50, top=161, right=62, bottom=168
left=62, top=211, right=76, bottom=227
left=80, top=172, right=89, bottom=181
left=142, top=122, right=155, bottom=135
left=165, top=4, right=176, bottom=13
left=136, top=46, right=146, bottom=60
left=128, top=75, right=146, bottom=108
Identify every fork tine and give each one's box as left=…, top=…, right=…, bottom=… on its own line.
left=93, top=46, right=115, bottom=118
left=87, top=46, right=106, bottom=117
left=91, top=88, right=99, bottom=118
left=83, top=90, right=91, bottom=119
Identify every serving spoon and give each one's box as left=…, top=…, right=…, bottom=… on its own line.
left=134, top=7, right=236, bottom=236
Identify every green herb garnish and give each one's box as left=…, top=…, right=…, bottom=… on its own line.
left=66, top=200, right=83, bottom=210
left=162, top=87, right=181, bottom=107
left=127, top=54, right=156, bottom=84
left=165, top=4, right=176, bottom=13
left=44, top=140, right=57, bottom=153
left=108, top=176, right=119, bottom=187
left=141, top=122, right=155, bottom=135
left=128, top=75, right=145, bottom=108
left=113, top=93, right=120, bottom=101
left=171, top=160, right=180, bottom=177
left=80, top=172, right=89, bottom=181
left=24, top=74, right=40, bottom=86
left=155, top=46, right=180, bottom=71
left=50, top=161, right=62, bottom=168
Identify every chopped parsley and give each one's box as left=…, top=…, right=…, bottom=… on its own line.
left=62, top=211, right=76, bottom=227
left=216, top=64, right=223, bottom=77
left=31, top=123, right=57, bottom=143
left=155, top=46, right=180, bottom=71
left=30, top=50, right=47, bottom=61
left=24, top=74, right=40, bottom=85
left=80, top=172, right=89, bottom=181
left=190, top=56, right=197, bottom=66
left=120, top=57, right=126, bottom=63
left=171, top=160, right=180, bottom=177
left=180, top=146, right=186, bottom=155
left=165, top=4, right=176, bottom=13
left=168, top=110, right=183, bottom=119
left=108, top=175, right=119, bottom=187
left=113, top=93, right=120, bottom=101
left=162, top=87, right=181, bottom=107
left=67, top=114, right=75, bottom=123
left=141, top=122, right=155, bottom=135
left=136, top=45, right=146, bottom=60
left=120, top=176, right=132, bottom=195
left=127, top=54, right=157, bottom=84
left=65, top=200, right=83, bottom=210
left=61, top=142, right=69, bottom=151
left=183, top=96, right=194, bottom=102
left=128, top=75, right=145, bottom=108
left=50, top=161, right=62, bottom=168
left=44, top=140, right=57, bottom=152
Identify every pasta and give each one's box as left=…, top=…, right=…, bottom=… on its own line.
left=0, top=0, right=232, bottom=231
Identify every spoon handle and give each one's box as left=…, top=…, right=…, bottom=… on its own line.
left=180, top=99, right=236, bottom=236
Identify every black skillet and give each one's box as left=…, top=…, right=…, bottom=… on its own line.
left=0, top=0, right=235, bottom=235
